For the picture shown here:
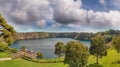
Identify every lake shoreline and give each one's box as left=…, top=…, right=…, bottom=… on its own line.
left=11, top=38, right=90, bottom=59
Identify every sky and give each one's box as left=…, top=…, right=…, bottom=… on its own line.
left=0, top=0, right=120, bottom=32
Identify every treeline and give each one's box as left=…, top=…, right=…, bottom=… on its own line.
left=15, top=29, right=120, bottom=41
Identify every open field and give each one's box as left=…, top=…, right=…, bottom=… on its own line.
left=0, top=49, right=120, bottom=67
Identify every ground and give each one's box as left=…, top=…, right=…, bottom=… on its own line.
left=0, top=49, right=120, bottom=67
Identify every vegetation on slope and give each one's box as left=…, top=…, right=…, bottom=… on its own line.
left=0, top=14, right=16, bottom=46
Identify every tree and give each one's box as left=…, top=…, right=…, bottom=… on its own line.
left=112, top=35, right=120, bottom=53
left=54, top=42, right=65, bottom=57
left=89, top=35, right=107, bottom=64
left=0, top=14, right=16, bottom=46
left=37, top=52, right=44, bottom=59
left=21, top=45, right=26, bottom=52
left=64, top=41, right=89, bottom=67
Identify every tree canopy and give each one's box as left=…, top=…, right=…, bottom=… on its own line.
left=55, top=42, right=65, bottom=57
left=0, top=14, right=16, bottom=45
left=64, top=41, right=89, bottom=67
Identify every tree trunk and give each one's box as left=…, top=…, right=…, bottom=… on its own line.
left=96, top=54, right=99, bottom=64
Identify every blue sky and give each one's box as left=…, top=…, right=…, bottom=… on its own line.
left=0, top=0, right=120, bottom=32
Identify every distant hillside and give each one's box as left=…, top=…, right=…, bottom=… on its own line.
left=14, top=29, right=120, bottom=42
left=14, top=32, right=95, bottom=41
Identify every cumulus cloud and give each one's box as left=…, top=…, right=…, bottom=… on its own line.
left=0, top=0, right=120, bottom=32
left=51, top=0, right=120, bottom=30
left=0, top=0, right=53, bottom=27
left=53, top=0, right=83, bottom=24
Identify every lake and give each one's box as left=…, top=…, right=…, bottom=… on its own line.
left=11, top=38, right=90, bottom=58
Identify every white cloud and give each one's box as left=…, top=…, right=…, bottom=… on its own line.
left=0, top=0, right=120, bottom=32
left=0, top=0, right=53, bottom=25
left=51, top=0, right=120, bottom=30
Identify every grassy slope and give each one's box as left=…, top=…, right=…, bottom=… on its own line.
left=0, top=49, right=120, bottom=67
left=0, top=52, right=11, bottom=58
left=88, top=49, right=120, bottom=67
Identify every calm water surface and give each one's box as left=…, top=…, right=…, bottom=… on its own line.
left=11, top=38, right=90, bottom=58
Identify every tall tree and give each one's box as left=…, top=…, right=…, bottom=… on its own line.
left=0, top=14, right=16, bottom=45
left=112, top=35, right=120, bottom=53
left=55, top=42, right=65, bottom=57
left=64, top=41, right=89, bottom=67
left=89, top=35, right=107, bottom=64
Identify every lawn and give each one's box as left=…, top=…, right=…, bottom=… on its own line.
left=88, top=49, right=120, bottom=67
left=0, top=49, right=120, bottom=67
left=0, top=59, right=68, bottom=67
left=0, top=52, right=11, bottom=58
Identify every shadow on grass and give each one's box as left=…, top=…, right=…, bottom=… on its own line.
left=88, top=64, right=103, bottom=67
left=112, top=60, right=120, bottom=64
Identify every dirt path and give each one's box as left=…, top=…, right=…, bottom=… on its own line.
left=0, top=58, right=12, bottom=61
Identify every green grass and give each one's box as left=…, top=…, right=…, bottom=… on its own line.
left=0, top=49, right=120, bottom=67
left=0, top=59, right=68, bottom=67
left=88, top=49, right=120, bottom=67
left=0, top=52, right=11, bottom=58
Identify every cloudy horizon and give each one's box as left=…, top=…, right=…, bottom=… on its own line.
left=0, top=0, right=120, bottom=32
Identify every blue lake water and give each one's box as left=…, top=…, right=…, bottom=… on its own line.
left=11, top=38, right=90, bottom=58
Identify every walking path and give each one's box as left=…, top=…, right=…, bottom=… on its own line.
left=0, top=58, right=12, bottom=61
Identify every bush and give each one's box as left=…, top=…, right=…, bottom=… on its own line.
left=37, top=52, right=44, bottom=59
left=22, top=56, right=63, bottom=63
left=112, top=60, right=120, bottom=64
left=10, top=48, right=17, bottom=53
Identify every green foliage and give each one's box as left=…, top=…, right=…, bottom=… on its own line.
left=0, top=42, right=9, bottom=51
left=0, top=14, right=16, bottom=46
left=22, top=56, right=63, bottom=63
left=21, top=45, right=26, bottom=52
left=37, top=52, right=44, bottom=59
left=10, top=48, right=17, bottom=53
left=55, top=42, right=65, bottom=57
left=112, top=35, right=120, bottom=53
left=89, top=35, right=107, bottom=64
left=64, top=41, right=89, bottom=67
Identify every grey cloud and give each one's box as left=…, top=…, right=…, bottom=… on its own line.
left=53, top=0, right=83, bottom=24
